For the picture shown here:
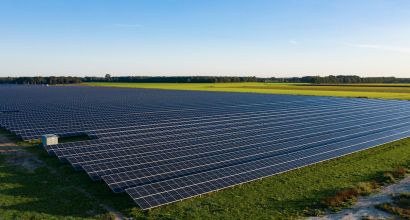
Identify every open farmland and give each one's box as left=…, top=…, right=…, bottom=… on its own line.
left=84, top=82, right=410, bottom=100
left=1, top=85, right=410, bottom=219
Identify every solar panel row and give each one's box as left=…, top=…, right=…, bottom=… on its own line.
left=1, top=85, right=410, bottom=210
left=127, top=128, right=410, bottom=209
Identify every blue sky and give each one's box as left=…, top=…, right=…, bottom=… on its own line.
left=1, top=0, right=409, bottom=78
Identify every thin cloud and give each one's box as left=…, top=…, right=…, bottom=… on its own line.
left=115, top=24, right=144, bottom=28
left=289, top=40, right=298, bottom=44
left=346, top=44, right=410, bottom=53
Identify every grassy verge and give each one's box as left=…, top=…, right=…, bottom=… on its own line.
left=317, top=167, right=409, bottom=215
left=376, top=192, right=410, bottom=219
left=83, top=82, right=410, bottom=100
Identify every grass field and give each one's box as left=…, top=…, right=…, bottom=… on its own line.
left=2, top=127, right=410, bottom=219
left=0, top=155, right=109, bottom=220
left=84, top=82, right=410, bottom=100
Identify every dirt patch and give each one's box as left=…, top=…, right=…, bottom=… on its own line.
left=0, top=134, right=22, bottom=154
left=305, top=176, right=410, bottom=219
left=0, top=135, right=45, bottom=172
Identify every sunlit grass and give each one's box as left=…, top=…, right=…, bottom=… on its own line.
left=84, top=82, right=410, bottom=100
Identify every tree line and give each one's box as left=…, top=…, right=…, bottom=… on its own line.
left=299, top=75, right=410, bottom=84
left=83, top=76, right=262, bottom=83
left=0, top=77, right=82, bottom=84
left=267, top=76, right=410, bottom=84
left=1, top=75, right=409, bottom=84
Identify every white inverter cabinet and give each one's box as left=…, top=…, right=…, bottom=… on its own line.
left=42, top=134, right=58, bottom=145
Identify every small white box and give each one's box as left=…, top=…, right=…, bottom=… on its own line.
left=42, top=134, right=58, bottom=145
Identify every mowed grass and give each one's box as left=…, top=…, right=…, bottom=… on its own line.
left=0, top=155, right=109, bottom=220
left=84, top=82, right=410, bottom=100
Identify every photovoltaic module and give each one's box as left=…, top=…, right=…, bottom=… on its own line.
left=1, top=85, right=410, bottom=209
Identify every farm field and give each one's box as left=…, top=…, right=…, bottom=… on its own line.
left=84, top=82, right=410, bottom=100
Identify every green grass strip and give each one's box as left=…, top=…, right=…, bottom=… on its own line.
left=83, top=82, right=410, bottom=100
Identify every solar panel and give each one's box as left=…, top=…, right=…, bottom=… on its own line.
left=1, top=85, right=410, bottom=210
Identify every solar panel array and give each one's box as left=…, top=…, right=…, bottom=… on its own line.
left=1, top=85, right=410, bottom=210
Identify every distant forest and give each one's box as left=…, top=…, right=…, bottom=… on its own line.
left=1, top=75, right=409, bottom=84
left=0, top=76, right=82, bottom=84
left=83, top=75, right=410, bottom=84
left=83, top=76, right=261, bottom=83
left=289, top=76, right=410, bottom=84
